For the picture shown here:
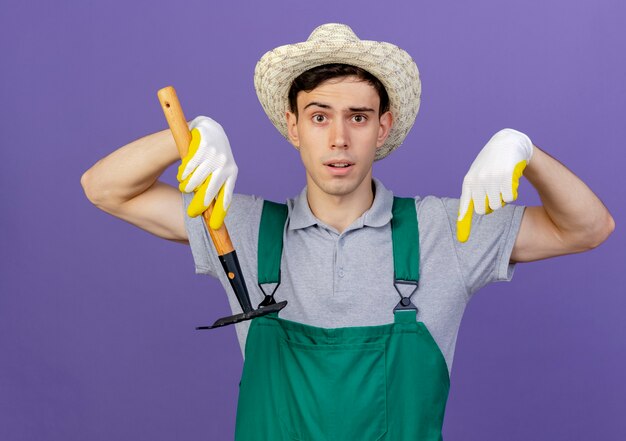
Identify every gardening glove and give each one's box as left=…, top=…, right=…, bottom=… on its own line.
left=456, top=128, right=534, bottom=242
left=177, top=116, right=238, bottom=230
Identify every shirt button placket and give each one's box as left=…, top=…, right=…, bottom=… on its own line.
left=337, top=236, right=345, bottom=285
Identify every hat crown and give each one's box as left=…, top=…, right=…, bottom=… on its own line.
left=307, top=23, right=359, bottom=43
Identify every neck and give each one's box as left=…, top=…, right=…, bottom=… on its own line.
left=306, top=177, right=376, bottom=234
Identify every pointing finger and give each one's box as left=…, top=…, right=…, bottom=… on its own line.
left=457, top=199, right=474, bottom=243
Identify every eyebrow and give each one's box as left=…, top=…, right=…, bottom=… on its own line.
left=348, top=106, right=376, bottom=113
left=303, top=102, right=376, bottom=113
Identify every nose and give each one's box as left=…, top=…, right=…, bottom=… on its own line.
left=330, top=120, right=348, bottom=149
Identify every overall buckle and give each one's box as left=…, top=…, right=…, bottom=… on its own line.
left=258, top=282, right=281, bottom=308
left=393, top=280, right=419, bottom=312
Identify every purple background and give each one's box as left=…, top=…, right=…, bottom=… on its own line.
left=2, top=0, right=625, bottom=439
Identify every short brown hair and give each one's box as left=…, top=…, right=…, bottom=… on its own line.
left=287, top=64, right=390, bottom=118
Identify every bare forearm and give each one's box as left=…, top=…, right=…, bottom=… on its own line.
left=524, top=146, right=614, bottom=247
left=81, top=128, right=180, bottom=205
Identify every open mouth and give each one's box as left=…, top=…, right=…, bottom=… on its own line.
left=327, top=162, right=352, bottom=168
left=324, top=159, right=355, bottom=167
left=324, top=161, right=354, bottom=175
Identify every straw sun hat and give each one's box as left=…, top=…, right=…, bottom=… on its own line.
left=254, top=23, right=421, bottom=160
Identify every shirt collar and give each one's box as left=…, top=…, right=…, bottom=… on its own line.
left=287, top=178, right=394, bottom=231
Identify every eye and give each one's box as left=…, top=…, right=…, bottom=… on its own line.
left=312, top=114, right=326, bottom=123
left=352, top=114, right=367, bottom=123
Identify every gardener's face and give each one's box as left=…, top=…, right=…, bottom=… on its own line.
left=286, top=76, right=392, bottom=202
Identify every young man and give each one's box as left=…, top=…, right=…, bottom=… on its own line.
left=82, top=24, right=614, bottom=440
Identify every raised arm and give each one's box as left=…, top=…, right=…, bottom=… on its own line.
left=455, top=128, right=615, bottom=262
left=511, top=146, right=615, bottom=262
left=80, top=128, right=189, bottom=242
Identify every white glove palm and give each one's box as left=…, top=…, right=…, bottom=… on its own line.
left=457, top=128, right=534, bottom=242
left=177, top=116, right=238, bottom=229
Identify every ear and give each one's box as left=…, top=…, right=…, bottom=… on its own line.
left=286, top=111, right=300, bottom=148
left=376, top=111, right=393, bottom=149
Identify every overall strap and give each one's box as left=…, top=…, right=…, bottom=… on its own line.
left=258, top=200, right=288, bottom=286
left=391, top=197, right=420, bottom=283
left=391, top=197, right=420, bottom=316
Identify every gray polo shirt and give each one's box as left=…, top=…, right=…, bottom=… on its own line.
left=182, top=178, right=525, bottom=374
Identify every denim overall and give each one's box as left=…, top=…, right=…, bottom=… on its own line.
left=234, top=198, right=450, bottom=440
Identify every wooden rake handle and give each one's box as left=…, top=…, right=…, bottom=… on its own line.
left=157, top=86, right=234, bottom=255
